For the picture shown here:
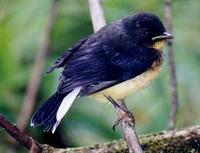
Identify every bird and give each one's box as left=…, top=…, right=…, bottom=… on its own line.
left=31, top=12, right=173, bottom=133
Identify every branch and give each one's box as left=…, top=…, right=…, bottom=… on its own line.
left=87, top=0, right=142, bottom=152
left=88, top=0, right=142, bottom=153
left=0, top=114, right=42, bottom=153
left=1, top=113, right=200, bottom=152
left=115, top=99, right=143, bottom=153
left=88, top=0, right=106, bottom=32
left=42, top=126, right=200, bottom=152
left=164, top=0, right=179, bottom=130
left=16, top=0, right=59, bottom=131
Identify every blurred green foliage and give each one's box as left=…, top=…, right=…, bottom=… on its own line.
left=0, top=0, right=200, bottom=152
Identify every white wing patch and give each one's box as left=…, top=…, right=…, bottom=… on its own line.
left=52, top=86, right=82, bottom=133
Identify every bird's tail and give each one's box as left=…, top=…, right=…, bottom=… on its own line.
left=31, top=87, right=82, bottom=133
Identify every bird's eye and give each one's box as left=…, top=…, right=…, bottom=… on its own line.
left=145, top=31, right=149, bottom=35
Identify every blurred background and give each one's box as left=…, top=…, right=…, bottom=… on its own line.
left=0, top=0, right=200, bottom=152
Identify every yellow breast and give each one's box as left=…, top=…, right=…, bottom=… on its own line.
left=90, top=66, right=162, bottom=102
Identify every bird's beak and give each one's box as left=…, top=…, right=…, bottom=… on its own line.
left=152, top=32, right=174, bottom=41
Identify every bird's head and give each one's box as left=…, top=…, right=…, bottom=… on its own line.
left=122, top=12, right=173, bottom=50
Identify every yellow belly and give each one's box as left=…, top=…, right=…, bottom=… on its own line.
left=90, top=67, right=161, bottom=102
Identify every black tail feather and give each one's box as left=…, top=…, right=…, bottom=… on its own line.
left=31, top=92, right=66, bottom=132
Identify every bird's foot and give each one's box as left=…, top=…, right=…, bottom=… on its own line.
left=105, top=95, right=135, bottom=131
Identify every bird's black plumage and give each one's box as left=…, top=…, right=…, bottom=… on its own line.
left=55, top=13, right=164, bottom=95
left=31, top=12, right=172, bottom=132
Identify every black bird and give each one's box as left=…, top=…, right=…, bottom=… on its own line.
left=31, top=12, right=173, bottom=133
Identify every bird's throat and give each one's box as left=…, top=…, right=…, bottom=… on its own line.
left=153, top=40, right=164, bottom=50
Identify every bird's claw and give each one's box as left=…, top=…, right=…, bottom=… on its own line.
left=112, top=115, right=123, bottom=131
left=105, top=95, right=135, bottom=130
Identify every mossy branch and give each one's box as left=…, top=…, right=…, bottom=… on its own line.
left=43, top=126, right=200, bottom=153
left=1, top=113, right=200, bottom=152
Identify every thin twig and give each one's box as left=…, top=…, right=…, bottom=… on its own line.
left=16, top=0, right=59, bottom=131
left=0, top=114, right=42, bottom=152
left=88, top=1, right=142, bottom=152
left=88, top=0, right=106, bottom=32
left=115, top=99, right=143, bottom=153
left=164, top=0, right=179, bottom=130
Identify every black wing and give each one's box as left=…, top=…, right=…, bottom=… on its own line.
left=47, top=37, right=89, bottom=73
left=57, top=40, right=123, bottom=95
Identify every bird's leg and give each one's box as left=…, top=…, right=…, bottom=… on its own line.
left=105, top=96, right=126, bottom=111
left=105, top=96, right=135, bottom=131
